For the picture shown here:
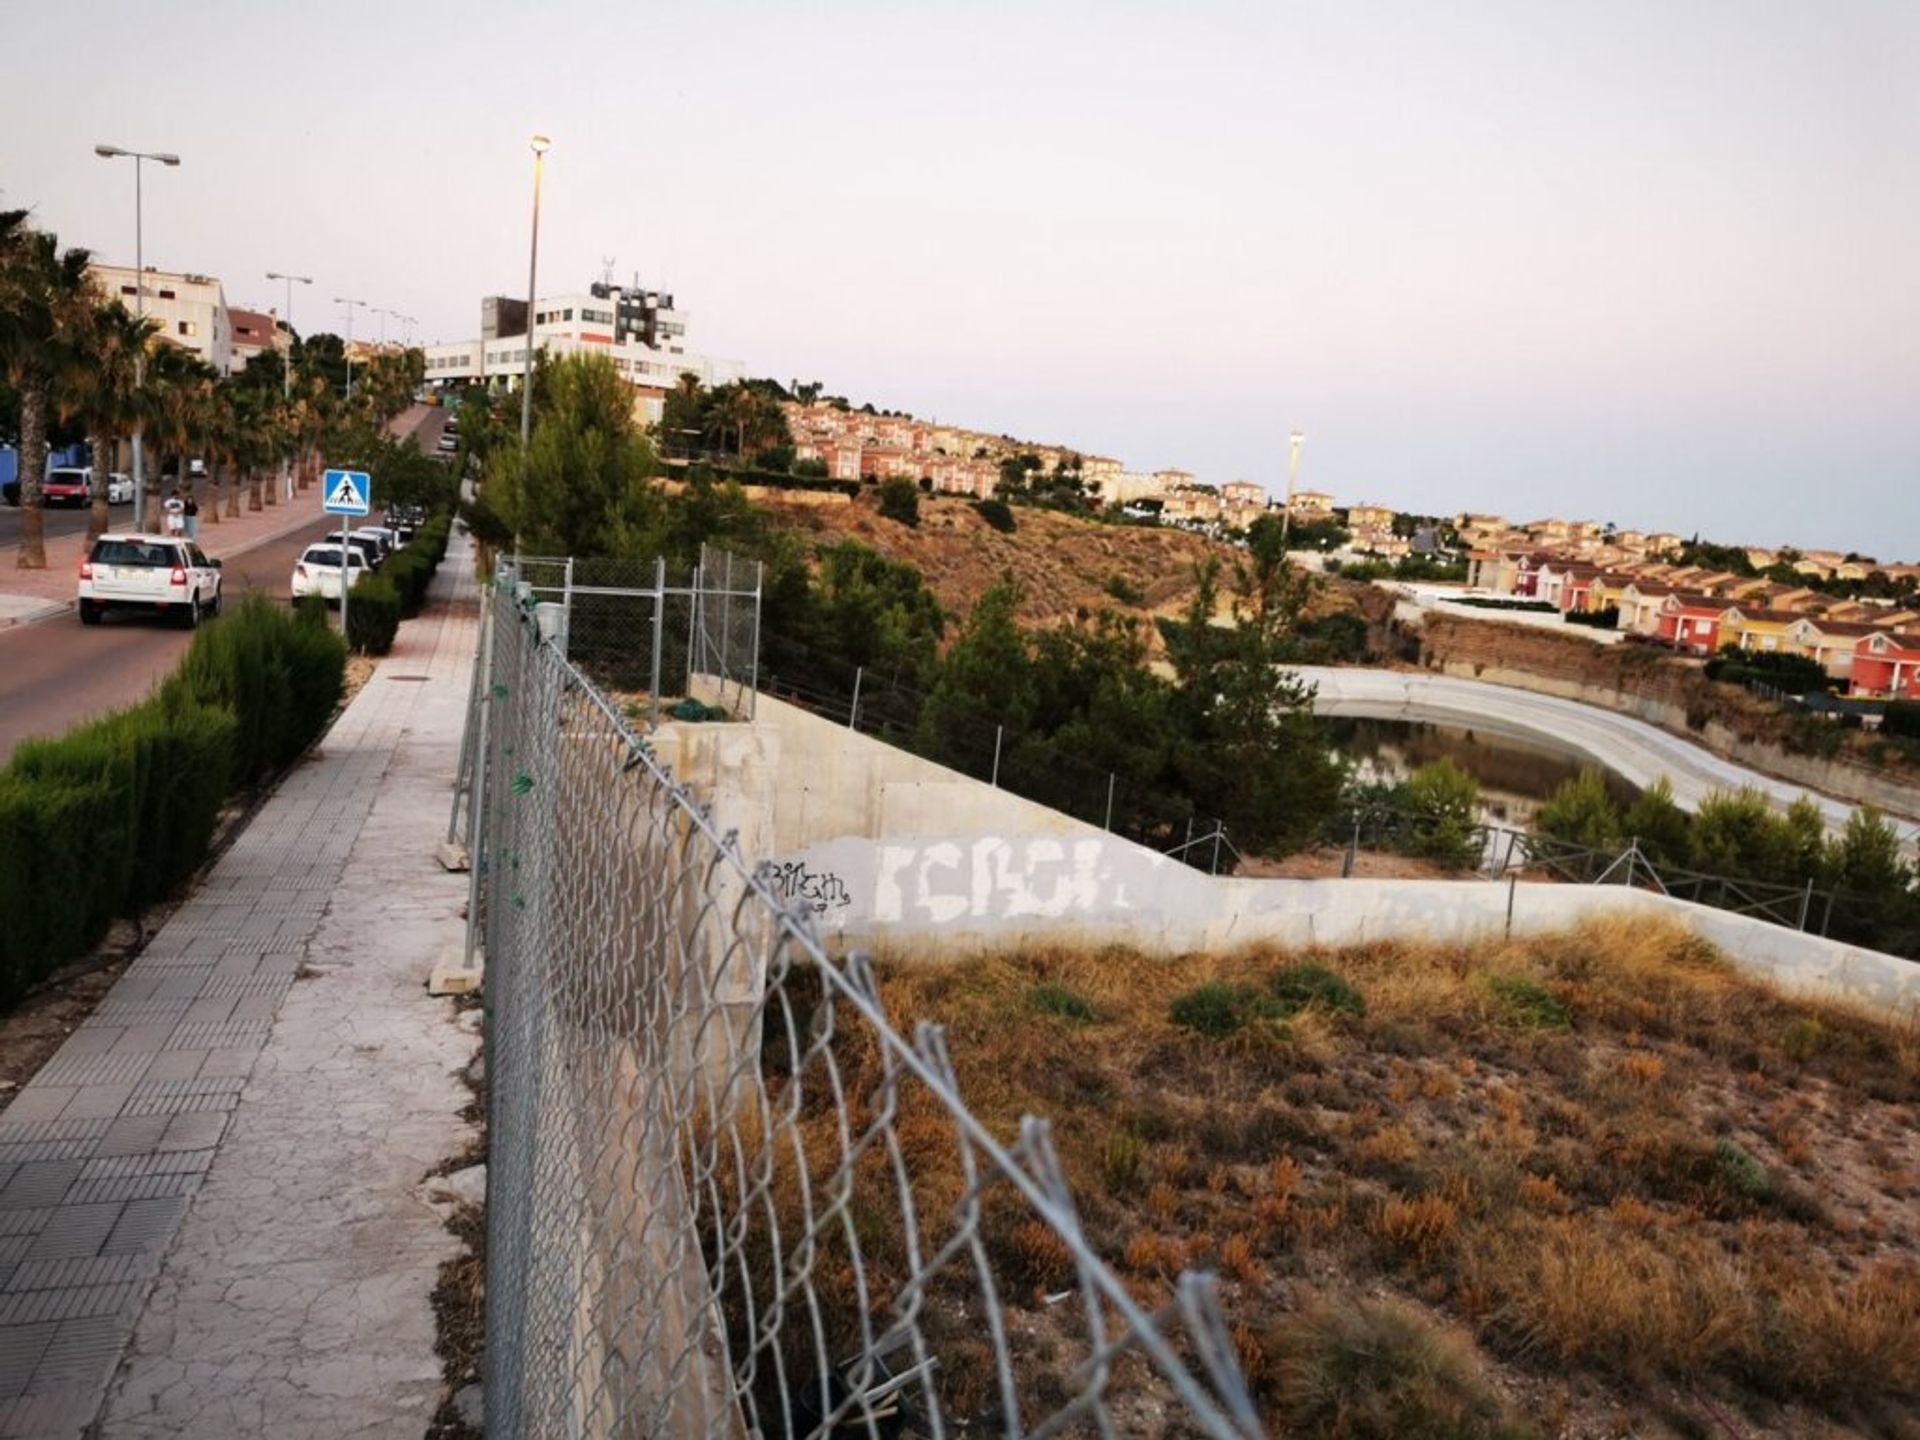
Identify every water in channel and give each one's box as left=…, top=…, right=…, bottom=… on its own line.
left=1326, top=716, right=1642, bottom=831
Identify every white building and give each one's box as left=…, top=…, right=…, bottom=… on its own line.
left=421, top=278, right=743, bottom=425
left=89, top=264, right=233, bottom=374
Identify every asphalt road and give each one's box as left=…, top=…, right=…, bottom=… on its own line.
left=0, top=405, right=449, bottom=764
left=0, top=497, right=136, bottom=548
left=0, top=517, right=343, bottom=763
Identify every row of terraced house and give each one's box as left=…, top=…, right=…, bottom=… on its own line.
left=1466, top=547, right=1920, bottom=699
left=779, top=403, right=1273, bottom=528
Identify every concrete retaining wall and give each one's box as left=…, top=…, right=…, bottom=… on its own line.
left=660, top=681, right=1920, bottom=1015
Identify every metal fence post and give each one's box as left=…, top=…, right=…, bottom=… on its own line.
left=991, top=724, right=1003, bottom=787
left=561, top=556, right=574, bottom=659
left=720, top=551, right=734, bottom=682
left=649, top=554, right=666, bottom=728
left=848, top=666, right=863, bottom=731
left=1104, top=773, right=1115, bottom=832
left=1506, top=873, right=1518, bottom=938
left=747, top=560, right=762, bottom=720
left=1798, top=877, right=1814, bottom=931
left=1210, top=826, right=1222, bottom=876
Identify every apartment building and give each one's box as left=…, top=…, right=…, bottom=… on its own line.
left=88, top=263, right=233, bottom=374
left=422, top=275, right=742, bottom=424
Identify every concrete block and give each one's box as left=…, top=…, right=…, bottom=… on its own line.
left=428, top=945, right=483, bottom=997
left=434, top=841, right=470, bottom=873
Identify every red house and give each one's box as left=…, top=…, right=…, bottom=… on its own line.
left=1558, top=566, right=1601, bottom=614
left=1849, top=631, right=1920, bottom=699
left=1656, top=593, right=1730, bottom=655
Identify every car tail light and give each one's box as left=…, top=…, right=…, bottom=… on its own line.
left=170, top=566, right=187, bottom=586
left=296, top=564, right=308, bottom=578
left=78, top=561, right=93, bottom=580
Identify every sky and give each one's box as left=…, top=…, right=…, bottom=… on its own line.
left=3, top=0, right=1915, bottom=557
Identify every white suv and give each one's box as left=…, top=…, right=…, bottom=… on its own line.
left=79, top=534, right=223, bottom=627
left=291, top=542, right=370, bottom=602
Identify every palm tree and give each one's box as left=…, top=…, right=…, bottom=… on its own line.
left=0, top=213, right=93, bottom=568
left=144, top=345, right=216, bottom=523
left=59, top=300, right=159, bottom=541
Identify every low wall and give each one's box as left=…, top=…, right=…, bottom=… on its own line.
left=785, top=832, right=1920, bottom=1015
left=656, top=680, right=1918, bottom=1015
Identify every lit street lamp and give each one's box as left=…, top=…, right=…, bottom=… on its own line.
left=334, top=297, right=367, bottom=396
left=521, top=134, right=551, bottom=447
left=1279, top=429, right=1306, bottom=551
left=94, top=143, right=180, bottom=531
left=267, top=271, right=312, bottom=500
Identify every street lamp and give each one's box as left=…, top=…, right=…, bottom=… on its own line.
left=95, top=143, right=180, bottom=531
left=520, top=134, right=551, bottom=447
left=267, top=271, right=312, bottom=499
left=334, top=297, right=367, bottom=397
left=1279, top=429, right=1306, bottom=551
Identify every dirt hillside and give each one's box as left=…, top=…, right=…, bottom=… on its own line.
left=756, top=491, right=1236, bottom=627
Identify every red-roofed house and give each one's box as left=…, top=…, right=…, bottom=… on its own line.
left=1850, top=632, right=1920, bottom=699
left=229, top=307, right=285, bottom=370
left=1657, top=593, right=1732, bottom=655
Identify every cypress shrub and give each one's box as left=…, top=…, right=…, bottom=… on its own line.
left=165, top=597, right=294, bottom=783
left=0, top=772, right=122, bottom=1006
left=384, top=551, right=430, bottom=616
left=347, top=574, right=402, bottom=655
left=281, top=600, right=348, bottom=761
left=5, top=734, right=137, bottom=952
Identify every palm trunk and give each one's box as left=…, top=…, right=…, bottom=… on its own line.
left=264, top=457, right=280, bottom=507
left=88, top=424, right=114, bottom=541
left=248, top=467, right=264, bottom=512
left=15, top=376, right=48, bottom=569
left=225, top=463, right=241, bottom=519
left=206, top=463, right=224, bottom=525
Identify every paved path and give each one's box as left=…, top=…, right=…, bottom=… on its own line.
left=0, top=536, right=479, bottom=1437
left=1297, top=666, right=1920, bottom=834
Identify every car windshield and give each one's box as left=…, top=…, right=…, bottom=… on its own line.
left=48, top=471, right=86, bottom=484
left=91, top=539, right=176, bottom=567
left=303, top=547, right=355, bottom=567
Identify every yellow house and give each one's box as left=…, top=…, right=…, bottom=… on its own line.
left=1720, top=607, right=1798, bottom=654
left=1346, top=502, right=1397, bottom=531
left=1592, top=573, right=1636, bottom=614
left=1785, top=618, right=1882, bottom=680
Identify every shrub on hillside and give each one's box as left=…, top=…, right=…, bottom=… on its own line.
left=1535, top=769, right=1622, bottom=852
left=877, top=476, right=920, bottom=527
left=1269, top=963, right=1366, bottom=1018
left=973, top=498, right=1017, bottom=533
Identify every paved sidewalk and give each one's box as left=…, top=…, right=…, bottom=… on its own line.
left=0, top=536, right=481, bottom=1436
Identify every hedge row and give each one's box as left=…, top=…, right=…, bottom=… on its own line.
left=350, top=514, right=454, bottom=656
left=0, top=597, right=346, bottom=1008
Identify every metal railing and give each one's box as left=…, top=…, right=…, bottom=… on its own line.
left=473, top=584, right=1264, bottom=1438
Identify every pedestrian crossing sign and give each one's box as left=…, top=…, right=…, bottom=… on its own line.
left=322, top=468, right=371, bottom=516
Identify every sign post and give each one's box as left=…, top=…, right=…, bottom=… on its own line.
left=321, top=468, right=371, bottom=642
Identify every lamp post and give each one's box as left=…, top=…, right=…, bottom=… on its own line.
left=520, top=135, right=551, bottom=447
left=94, top=143, right=180, bottom=532
left=267, top=271, right=312, bottom=500
left=1278, top=429, right=1305, bottom=551
left=334, top=297, right=366, bottom=397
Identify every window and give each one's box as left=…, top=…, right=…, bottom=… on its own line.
left=178, top=320, right=197, bottom=337
left=120, top=284, right=137, bottom=296
left=563, top=308, right=573, bottom=321
left=158, top=288, right=175, bottom=300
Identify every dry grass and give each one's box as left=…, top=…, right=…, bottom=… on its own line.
left=830, top=917, right=1920, bottom=1437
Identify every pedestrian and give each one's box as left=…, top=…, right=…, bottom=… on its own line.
left=183, top=491, right=200, bottom=540
left=162, top=489, right=186, bottom=538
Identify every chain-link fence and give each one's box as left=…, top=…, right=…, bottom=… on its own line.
left=499, top=549, right=761, bottom=722
left=475, top=585, right=1265, bottom=1438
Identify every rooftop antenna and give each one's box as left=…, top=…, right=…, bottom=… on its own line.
left=600, top=255, right=616, bottom=290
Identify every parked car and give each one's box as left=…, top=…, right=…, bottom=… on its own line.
left=43, top=467, right=92, bottom=507
left=350, top=525, right=400, bottom=562
left=342, top=534, right=384, bottom=570
left=436, top=432, right=458, bottom=453
left=291, top=543, right=370, bottom=602
left=107, top=472, right=134, bottom=504
left=78, top=534, right=223, bottom=627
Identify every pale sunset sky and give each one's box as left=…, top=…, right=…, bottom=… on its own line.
left=3, top=0, right=1914, bottom=556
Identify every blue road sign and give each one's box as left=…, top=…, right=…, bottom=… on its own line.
left=322, top=468, right=371, bottom=516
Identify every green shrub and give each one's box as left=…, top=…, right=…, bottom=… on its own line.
left=1170, top=981, right=1271, bottom=1037
left=1104, top=574, right=1146, bottom=606
left=1027, top=982, right=1097, bottom=1023
left=1536, top=769, right=1622, bottom=851
left=346, top=574, right=402, bottom=655
left=877, top=476, right=920, bottom=527
left=973, top=498, right=1017, bottom=533
left=1269, top=963, right=1366, bottom=1018
left=1713, top=1138, right=1771, bottom=1201
left=383, top=551, right=430, bottom=616
left=1487, top=975, right=1570, bottom=1028
left=0, top=772, right=119, bottom=1005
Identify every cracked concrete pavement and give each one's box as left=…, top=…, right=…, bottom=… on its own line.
left=0, top=535, right=481, bottom=1438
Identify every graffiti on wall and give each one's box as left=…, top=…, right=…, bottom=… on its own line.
left=771, top=860, right=851, bottom=914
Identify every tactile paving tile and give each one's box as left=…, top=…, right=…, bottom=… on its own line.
left=3, top=1254, right=153, bottom=1293
left=17, top=1204, right=121, bottom=1262
left=0, top=1322, right=57, bottom=1399
left=62, top=1173, right=204, bottom=1207
left=0, top=1164, right=85, bottom=1210
left=0, top=1139, right=99, bottom=1166
left=98, top=1198, right=188, bottom=1256
left=0, top=1283, right=135, bottom=1327
left=0, top=1121, right=108, bottom=1150
left=81, top=999, right=194, bottom=1028
left=77, top=1151, right=212, bottom=1183
left=27, top=1052, right=154, bottom=1088
left=118, top=1092, right=238, bottom=1117
left=162, top=1021, right=272, bottom=1051
left=0, top=1211, right=52, bottom=1239
left=24, top=1313, right=127, bottom=1392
